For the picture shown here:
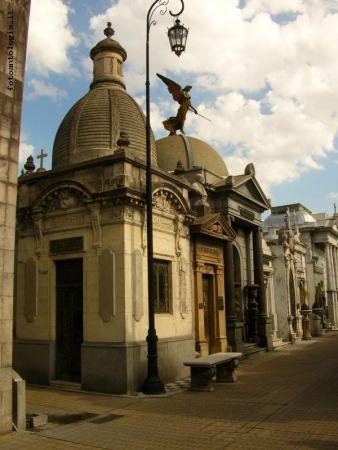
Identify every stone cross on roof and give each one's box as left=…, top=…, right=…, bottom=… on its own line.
left=36, top=149, right=47, bottom=172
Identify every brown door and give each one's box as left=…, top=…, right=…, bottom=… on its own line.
left=55, top=259, right=83, bottom=382
left=203, top=275, right=213, bottom=353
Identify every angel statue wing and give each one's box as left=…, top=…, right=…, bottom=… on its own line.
left=157, top=73, right=183, bottom=103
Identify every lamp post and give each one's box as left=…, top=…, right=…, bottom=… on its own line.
left=142, top=0, right=188, bottom=395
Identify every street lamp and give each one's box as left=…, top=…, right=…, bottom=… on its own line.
left=142, top=0, right=188, bottom=395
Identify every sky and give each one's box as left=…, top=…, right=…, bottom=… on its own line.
left=20, top=0, right=338, bottom=219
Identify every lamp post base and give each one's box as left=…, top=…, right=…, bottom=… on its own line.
left=142, top=376, right=165, bottom=395
left=142, top=330, right=165, bottom=395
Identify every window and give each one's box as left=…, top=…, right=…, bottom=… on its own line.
left=154, top=260, right=171, bottom=313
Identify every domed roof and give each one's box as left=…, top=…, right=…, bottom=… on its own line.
left=52, top=23, right=156, bottom=170
left=52, top=87, right=156, bottom=169
left=263, top=203, right=316, bottom=231
left=155, top=134, right=229, bottom=177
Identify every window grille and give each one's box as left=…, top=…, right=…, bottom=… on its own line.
left=154, top=260, right=170, bottom=313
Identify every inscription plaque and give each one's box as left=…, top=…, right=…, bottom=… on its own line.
left=50, top=237, right=83, bottom=253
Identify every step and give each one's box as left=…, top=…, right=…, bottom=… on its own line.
left=244, top=343, right=267, bottom=357
left=273, top=338, right=290, bottom=349
left=49, top=380, right=81, bottom=391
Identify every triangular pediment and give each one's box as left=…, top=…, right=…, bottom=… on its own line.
left=221, top=174, right=270, bottom=209
left=191, top=213, right=236, bottom=241
left=236, top=177, right=269, bottom=206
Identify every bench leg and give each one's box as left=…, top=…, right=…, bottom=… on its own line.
left=190, top=366, right=216, bottom=391
left=216, top=358, right=239, bottom=383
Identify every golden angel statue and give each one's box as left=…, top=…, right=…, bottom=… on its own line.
left=157, top=73, right=198, bottom=136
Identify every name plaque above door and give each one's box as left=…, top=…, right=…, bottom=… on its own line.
left=50, top=237, right=83, bottom=253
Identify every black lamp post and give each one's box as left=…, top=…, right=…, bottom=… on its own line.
left=142, top=0, right=188, bottom=395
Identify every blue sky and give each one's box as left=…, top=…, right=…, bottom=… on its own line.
left=20, top=0, right=338, bottom=218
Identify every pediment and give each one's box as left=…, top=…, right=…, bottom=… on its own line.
left=191, top=213, right=236, bottom=241
left=236, top=178, right=269, bottom=205
left=223, top=174, right=270, bottom=208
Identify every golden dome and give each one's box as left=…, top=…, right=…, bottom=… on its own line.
left=156, top=134, right=228, bottom=177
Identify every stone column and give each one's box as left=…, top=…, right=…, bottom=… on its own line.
left=0, top=0, right=31, bottom=435
left=252, top=227, right=273, bottom=350
left=333, top=247, right=338, bottom=327
left=325, top=243, right=336, bottom=327
left=224, top=240, right=244, bottom=353
left=330, top=244, right=337, bottom=291
left=213, top=264, right=227, bottom=353
left=194, top=262, right=208, bottom=356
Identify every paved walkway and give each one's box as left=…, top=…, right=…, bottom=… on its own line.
left=2, top=332, right=338, bottom=449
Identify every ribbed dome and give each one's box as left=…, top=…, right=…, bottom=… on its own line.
left=52, top=87, right=156, bottom=169
left=52, top=23, right=156, bottom=170
left=156, top=134, right=229, bottom=177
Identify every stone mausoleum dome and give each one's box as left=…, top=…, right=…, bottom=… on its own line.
left=156, top=134, right=229, bottom=178
left=52, top=23, right=156, bottom=170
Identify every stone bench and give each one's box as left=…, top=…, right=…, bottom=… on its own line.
left=183, top=352, right=243, bottom=392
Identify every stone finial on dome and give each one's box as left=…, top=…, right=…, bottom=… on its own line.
left=104, top=22, right=115, bottom=38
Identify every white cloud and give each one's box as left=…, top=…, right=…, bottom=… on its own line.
left=328, top=192, right=338, bottom=200
left=23, top=0, right=338, bottom=199
left=242, top=0, right=305, bottom=18
left=19, top=142, right=34, bottom=165
left=26, top=0, right=78, bottom=76
left=25, top=79, right=68, bottom=101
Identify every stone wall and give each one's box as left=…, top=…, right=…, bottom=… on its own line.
left=0, top=0, right=30, bottom=435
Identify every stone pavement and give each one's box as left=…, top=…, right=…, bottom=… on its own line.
left=2, top=332, right=338, bottom=450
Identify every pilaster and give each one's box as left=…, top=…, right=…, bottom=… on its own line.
left=224, top=240, right=244, bottom=353
left=252, top=227, right=273, bottom=350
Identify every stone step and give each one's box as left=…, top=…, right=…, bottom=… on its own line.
left=50, top=380, right=81, bottom=391
left=244, top=343, right=267, bottom=357
left=273, top=338, right=290, bottom=349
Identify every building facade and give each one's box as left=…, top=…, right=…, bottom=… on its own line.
left=264, top=203, right=338, bottom=341
left=14, top=25, right=273, bottom=395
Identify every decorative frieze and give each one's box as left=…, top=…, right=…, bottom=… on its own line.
left=47, top=214, right=85, bottom=230
left=239, top=207, right=255, bottom=221
left=153, top=216, right=175, bottom=232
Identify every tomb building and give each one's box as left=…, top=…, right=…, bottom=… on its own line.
left=14, top=25, right=196, bottom=394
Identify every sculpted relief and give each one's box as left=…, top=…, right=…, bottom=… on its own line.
left=39, top=188, right=86, bottom=212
